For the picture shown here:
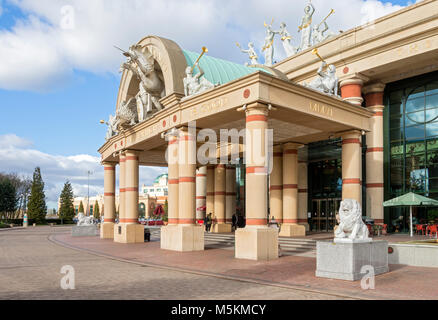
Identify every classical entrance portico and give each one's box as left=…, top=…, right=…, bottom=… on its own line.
left=98, top=35, right=372, bottom=259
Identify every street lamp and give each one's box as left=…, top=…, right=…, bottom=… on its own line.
left=87, top=170, right=93, bottom=216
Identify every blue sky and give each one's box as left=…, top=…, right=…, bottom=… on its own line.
left=0, top=0, right=415, bottom=208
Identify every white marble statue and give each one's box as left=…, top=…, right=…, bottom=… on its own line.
left=103, top=114, right=119, bottom=140
left=119, top=45, right=165, bottom=121
left=77, top=212, right=94, bottom=226
left=237, top=42, right=258, bottom=66
left=334, top=199, right=370, bottom=242
left=116, top=97, right=138, bottom=129
left=262, top=21, right=279, bottom=67
left=183, top=65, right=215, bottom=97
left=298, top=1, right=315, bottom=51
left=304, top=61, right=339, bottom=96
left=279, top=22, right=297, bottom=57
left=312, top=20, right=336, bottom=46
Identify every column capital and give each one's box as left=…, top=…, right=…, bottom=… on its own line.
left=339, top=73, right=369, bottom=88
left=244, top=102, right=270, bottom=118
left=362, top=82, right=386, bottom=95
left=102, top=161, right=116, bottom=167
left=340, top=130, right=363, bottom=142
left=283, top=142, right=303, bottom=151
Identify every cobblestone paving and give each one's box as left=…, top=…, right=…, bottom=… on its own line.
left=0, top=227, right=346, bottom=300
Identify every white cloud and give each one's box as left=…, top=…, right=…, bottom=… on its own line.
left=0, top=134, right=167, bottom=209
left=0, top=0, right=406, bottom=92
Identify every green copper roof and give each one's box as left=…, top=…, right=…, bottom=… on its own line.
left=182, top=50, right=270, bottom=86
left=154, top=173, right=168, bottom=183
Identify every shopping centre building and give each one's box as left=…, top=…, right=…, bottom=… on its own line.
left=98, top=0, right=438, bottom=259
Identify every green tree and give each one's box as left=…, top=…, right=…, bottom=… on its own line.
left=93, top=200, right=100, bottom=219
left=78, top=201, right=84, bottom=213
left=59, top=181, right=75, bottom=223
left=0, top=176, right=17, bottom=221
left=163, top=199, right=168, bottom=222
left=27, top=167, right=47, bottom=224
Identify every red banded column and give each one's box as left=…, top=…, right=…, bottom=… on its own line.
left=101, top=162, right=115, bottom=239
left=269, top=145, right=283, bottom=223
left=340, top=75, right=366, bottom=106
left=298, top=160, right=309, bottom=230
left=213, top=164, right=230, bottom=232
left=225, top=166, right=236, bottom=225
left=206, top=165, right=215, bottom=217
left=118, top=153, right=126, bottom=224
left=364, top=83, right=386, bottom=224
left=235, top=103, right=278, bottom=260
left=342, top=131, right=362, bottom=204
left=196, top=166, right=207, bottom=220
left=280, top=143, right=306, bottom=237
left=167, top=133, right=179, bottom=225
left=178, top=127, right=196, bottom=225
left=123, top=150, right=139, bottom=224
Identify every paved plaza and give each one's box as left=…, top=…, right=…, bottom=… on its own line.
left=1, top=226, right=437, bottom=300
left=0, top=227, right=345, bottom=300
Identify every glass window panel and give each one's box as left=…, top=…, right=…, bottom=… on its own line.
left=406, top=96, right=425, bottom=113
left=426, top=81, right=438, bottom=96
left=390, top=141, right=404, bottom=156
left=405, top=110, right=424, bottom=126
left=389, top=102, right=403, bottom=117
left=405, top=125, right=424, bottom=140
left=407, top=86, right=425, bottom=100
left=390, top=115, right=403, bottom=129
left=390, top=127, right=403, bottom=142
left=389, top=90, right=403, bottom=104
left=426, top=121, right=438, bottom=137
left=406, top=141, right=425, bottom=155
left=425, top=94, right=438, bottom=111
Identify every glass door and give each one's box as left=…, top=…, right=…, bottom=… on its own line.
left=311, top=198, right=341, bottom=232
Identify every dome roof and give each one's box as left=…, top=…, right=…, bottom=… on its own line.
left=182, top=50, right=271, bottom=86
left=154, top=173, right=168, bottom=183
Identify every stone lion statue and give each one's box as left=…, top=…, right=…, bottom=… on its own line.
left=334, top=199, right=370, bottom=241
left=77, top=212, right=94, bottom=226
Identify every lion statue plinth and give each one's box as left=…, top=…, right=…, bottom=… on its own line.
left=76, top=212, right=95, bottom=226
left=334, top=199, right=370, bottom=243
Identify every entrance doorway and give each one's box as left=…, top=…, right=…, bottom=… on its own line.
left=310, top=198, right=340, bottom=232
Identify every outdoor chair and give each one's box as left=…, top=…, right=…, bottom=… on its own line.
left=427, top=225, right=437, bottom=238
left=415, top=224, right=426, bottom=235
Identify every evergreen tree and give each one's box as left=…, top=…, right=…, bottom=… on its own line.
left=0, top=177, right=17, bottom=220
left=59, top=181, right=75, bottom=222
left=78, top=201, right=84, bottom=213
left=27, top=167, right=47, bottom=224
left=93, top=200, right=100, bottom=219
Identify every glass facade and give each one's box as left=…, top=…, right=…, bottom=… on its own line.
left=385, top=71, right=438, bottom=232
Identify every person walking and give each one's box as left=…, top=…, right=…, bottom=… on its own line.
left=232, top=213, right=237, bottom=231
left=205, top=213, right=212, bottom=233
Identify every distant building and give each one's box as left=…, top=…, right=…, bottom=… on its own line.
left=141, top=173, right=168, bottom=205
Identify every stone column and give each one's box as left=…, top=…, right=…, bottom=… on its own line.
left=280, top=143, right=306, bottom=237
left=101, top=162, right=116, bottom=239
left=341, top=130, right=363, bottom=204
left=161, top=131, right=180, bottom=250
left=364, top=83, right=386, bottom=224
left=113, top=153, right=125, bottom=241
left=169, top=127, right=204, bottom=251
left=212, top=164, right=230, bottom=232
left=225, top=165, right=236, bottom=225
left=167, top=133, right=179, bottom=225
left=235, top=103, right=278, bottom=260
left=206, top=165, right=215, bottom=216
left=298, top=160, right=309, bottom=231
left=340, top=75, right=367, bottom=106
left=196, top=166, right=207, bottom=220
left=114, top=150, right=143, bottom=243
left=269, top=145, right=283, bottom=223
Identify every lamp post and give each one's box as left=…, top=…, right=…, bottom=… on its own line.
left=87, top=170, right=93, bottom=216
